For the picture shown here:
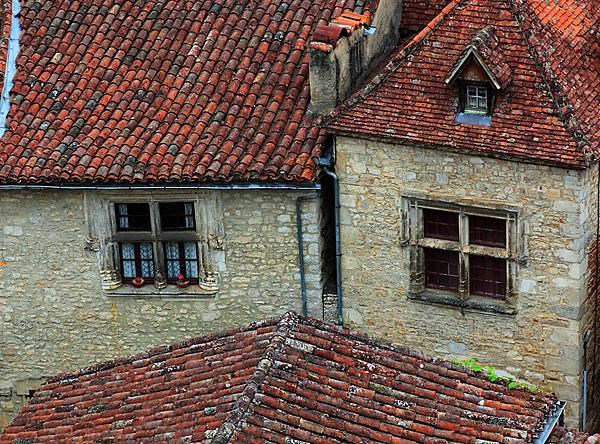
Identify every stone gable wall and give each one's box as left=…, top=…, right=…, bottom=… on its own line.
left=335, top=135, right=594, bottom=427
left=0, top=188, right=322, bottom=430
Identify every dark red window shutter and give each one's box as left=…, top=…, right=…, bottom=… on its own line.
left=469, top=216, right=506, bottom=247
left=424, top=248, right=459, bottom=291
left=423, top=209, right=459, bottom=241
left=469, top=255, right=506, bottom=298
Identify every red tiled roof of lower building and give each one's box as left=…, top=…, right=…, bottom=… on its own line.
left=2, top=312, right=561, bottom=443
left=326, top=0, right=598, bottom=169
left=0, top=0, right=368, bottom=185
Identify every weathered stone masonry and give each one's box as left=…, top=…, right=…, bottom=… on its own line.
left=0, top=188, right=322, bottom=429
left=335, top=135, right=597, bottom=427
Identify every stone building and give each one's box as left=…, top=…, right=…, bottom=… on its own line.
left=0, top=0, right=407, bottom=430
left=322, top=0, right=599, bottom=430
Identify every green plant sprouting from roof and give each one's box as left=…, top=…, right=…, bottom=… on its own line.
left=452, top=358, right=537, bottom=392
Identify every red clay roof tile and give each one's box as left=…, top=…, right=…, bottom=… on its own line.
left=0, top=0, right=372, bottom=185
left=326, top=0, right=598, bottom=169
left=1, top=313, right=562, bottom=443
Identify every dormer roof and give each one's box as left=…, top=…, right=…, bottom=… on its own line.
left=445, top=26, right=512, bottom=90
left=326, top=0, right=599, bottom=169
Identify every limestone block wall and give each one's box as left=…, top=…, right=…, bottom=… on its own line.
left=335, top=135, right=592, bottom=427
left=0, top=188, right=322, bottom=430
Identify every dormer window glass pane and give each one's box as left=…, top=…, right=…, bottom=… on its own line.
left=465, top=85, right=488, bottom=114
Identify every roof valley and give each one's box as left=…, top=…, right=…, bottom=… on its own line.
left=210, top=311, right=299, bottom=443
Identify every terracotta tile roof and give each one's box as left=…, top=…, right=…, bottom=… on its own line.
left=400, top=0, right=452, bottom=32
left=2, top=312, right=562, bottom=443
left=326, top=0, right=599, bottom=169
left=0, top=0, right=368, bottom=185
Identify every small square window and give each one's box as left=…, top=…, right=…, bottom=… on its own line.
left=464, top=84, right=489, bottom=114
left=470, top=255, right=506, bottom=299
left=160, top=202, right=196, bottom=231
left=423, top=209, right=459, bottom=241
left=116, top=203, right=151, bottom=231
left=469, top=215, right=506, bottom=247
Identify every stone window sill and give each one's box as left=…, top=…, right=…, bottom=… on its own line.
left=105, top=283, right=218, bottom=300
left=408, top=289, right=517, bottom=316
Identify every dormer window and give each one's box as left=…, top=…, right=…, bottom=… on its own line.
left=444, top=26, right=512, bottom=126
left=465, top=84, right=489, bottom=114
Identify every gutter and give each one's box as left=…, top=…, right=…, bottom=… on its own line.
left=0, top=182, right=321, bottom=191
left=0, top=0, right=21, bottom=137
left=533, top=401, right=566, bottom=444
left=320, top=151, right=343, bottom=325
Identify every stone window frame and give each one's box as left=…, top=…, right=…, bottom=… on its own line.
left=400, top=197, right=525, bottom=315
left=84, top=190, right=225, bottom=298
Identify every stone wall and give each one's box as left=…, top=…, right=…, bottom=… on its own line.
left=335, top=135, right=593, bottom=427
left=0, top=188, right=322, bottom=430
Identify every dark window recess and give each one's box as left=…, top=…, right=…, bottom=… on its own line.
left=160, top=202, right=195, bottom=231
left=423, top=209, right=459, bottom=241
left=469, top=216, right=506, bottom=247
left=120, top=242, right=155, bottom=281
left=424, top=248, right=459, bottom=291
left=116, top=203, right=151, bottom=231
left=470, top=255, right=506, bottom=299
left=164, top=241, right=199, bottom=282
left=349, top=42, right=364, bottom=81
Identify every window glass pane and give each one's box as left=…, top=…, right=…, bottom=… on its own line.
left=165, top=242, right=179, bottom=260
left=160, top=202, right=196, bottom=231
left=165, top=242, right=181, bottom=278
left=167, top=261, right=180, bottom=278
left=184, top=242, right=197, bottom=259
left=140, top=243, right=153, bottom=260
left=115, top=203, right=151, bottom=231
left=123, top=261, right=136, bottom=278
left=424, top=248, right=459, bottom=291
left=121, top=242, right=135, bottom=260
left=423, top=209, right=459, bottom=241
left=186, top=261, right=199, bottom=279
left=141, top=260, right=155, bottom=278
left=469, top=216, right=506, bottom=247
left=470, top=255, right=506, bottom=298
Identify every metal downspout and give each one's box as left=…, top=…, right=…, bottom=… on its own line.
left=296, top=193, right=319, bottom=317
left=322, top=166, right=343, bottom=325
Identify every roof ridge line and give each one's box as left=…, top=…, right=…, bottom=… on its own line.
left=320, top=0, right=467, bottom=126
left=210, top=311, right=300, bottom=444
left=507, top=0, right=594, bottom=163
